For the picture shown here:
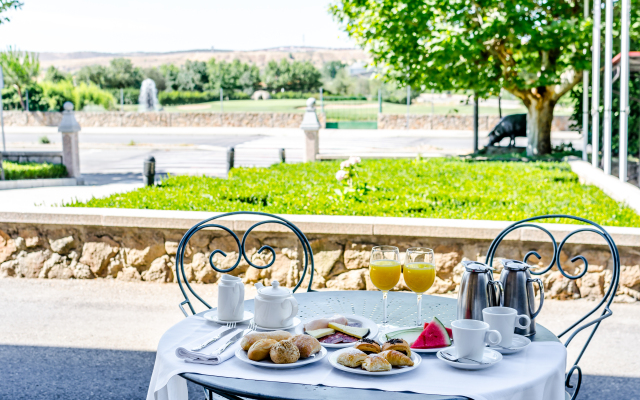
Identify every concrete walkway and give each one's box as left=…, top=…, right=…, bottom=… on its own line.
left=0, top=279, right=637, bottom=399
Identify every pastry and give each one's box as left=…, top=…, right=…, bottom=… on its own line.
left=336, top=348, right=367, bottom=368
left=379, top=350, right=414, bottom=367
left=304, top=314, right=349, bottom=331
left=240, top=330, right=292, bottom=350
left=361, top=354, right=392, bottom=372
left=269, top=340, right=300, bottom=364
left=247, top=339, right=277, bottom=361
left=291, top=334, right=321, bottom=358
left=327, top=322, right=370, bottom=339
left=354, top=338, right=381, bottom=354
left=382, top=338, right=411, bottom=356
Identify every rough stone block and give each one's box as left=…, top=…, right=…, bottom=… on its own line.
left=326, top=269, right=365, bottom=290
left=80, top=241, right=119, bottom=276
left=344, top=241, right=374, bottom=270
left=49, top=236, right=75, bottom=254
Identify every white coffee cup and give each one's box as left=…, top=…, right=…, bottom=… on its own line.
left=217, top=274, right=244, bottom=321
left=451, top=319, right=502, bottom=361
left=482, top=307, right=531, bottom=347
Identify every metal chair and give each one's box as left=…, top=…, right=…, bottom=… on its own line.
left=485, top=215, right=620, bottom=400
left=175, top=211, right=315, bottom=317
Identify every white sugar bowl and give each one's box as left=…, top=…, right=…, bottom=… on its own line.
left=253, top=280, right=299, bottom=329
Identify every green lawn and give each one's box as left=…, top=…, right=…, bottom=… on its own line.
left=66, top=158, right=639, bottom=227
left=122, top=100, right=572, bottom=116
left=2, top=161, right=67, bottom=180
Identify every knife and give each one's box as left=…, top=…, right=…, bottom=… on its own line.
left=212, top=330, right=245, bottom=356
left=191, top=327, right=234, bottom=351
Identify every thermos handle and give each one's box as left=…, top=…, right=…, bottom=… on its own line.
left=528, top=278, right=544, bottom=319
left=489, top=280, right=504, bottom=307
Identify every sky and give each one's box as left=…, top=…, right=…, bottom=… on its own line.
left=0, top=0, right=355, bottom=53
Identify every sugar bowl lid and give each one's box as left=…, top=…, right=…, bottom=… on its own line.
left=501, top=259, right=531, bottom=271
left=462, top=260, right=492, bottom=272
left=256, top=280, right=292, bottom=298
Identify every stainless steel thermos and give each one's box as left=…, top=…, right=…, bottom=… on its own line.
left=457, top=260, right=503, bottom=321
left=499, top=259, right=544, bottom=336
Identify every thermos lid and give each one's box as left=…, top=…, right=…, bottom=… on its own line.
left=462, top=260, right=492, bottom=272
left=501, top=259, right=531, bottom=270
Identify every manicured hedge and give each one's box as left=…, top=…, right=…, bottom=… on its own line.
left=2, top=161, right=67, bottom=180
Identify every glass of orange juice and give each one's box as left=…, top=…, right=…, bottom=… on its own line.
left=369, top=246, right=401, bottom=329
left=403, top=247, right=436, bottom=326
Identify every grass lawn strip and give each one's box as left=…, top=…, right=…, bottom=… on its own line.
left=2, top=161, right=68, bottom=180
left=67, top=158, right=640, bottom=227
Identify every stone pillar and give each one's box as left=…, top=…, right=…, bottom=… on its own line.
left=58, top=102, right=82, bottom=183
left=300, top=98, right=321, bottom=162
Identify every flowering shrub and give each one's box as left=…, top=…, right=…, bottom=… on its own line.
left=333, top=156, right=375, bottom=201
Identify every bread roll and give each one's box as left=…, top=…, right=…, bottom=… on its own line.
left=247, top=339, right=277, bottom=361
left=362, top=354, right=392, bottom=372
left=291, top=334, right=321, bottom=358
left=269, top=340, right=300, bottom=364
left=240, top=330, right=292, bottom=350
left=336, top=348, right=367, bottom=368
left=379, top=350, right=414, bottom=367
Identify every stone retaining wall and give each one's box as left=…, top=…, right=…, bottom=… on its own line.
left=3, top=111, right=572, bottom=131
left=0, top=210, right=637, bottom=302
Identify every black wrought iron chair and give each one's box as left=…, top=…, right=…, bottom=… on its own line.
left=175, top=211, right=315, bottom=317
left=485, top=215, right=620, bottom=400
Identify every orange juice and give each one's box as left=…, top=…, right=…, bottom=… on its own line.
left=369, top=260, right=402, bottom=291
left=403, top=262, right=436, bottom=293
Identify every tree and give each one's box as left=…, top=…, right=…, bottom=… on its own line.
left=103, top=58, right=143, bottom=89
left=330, top=0, right=596, bottom=155
left=76, top=64, right=107, bottom=87
left=0, top=0, right=22, bottom=25
left=0, top=47, right=40, bottom=110
left=44, top=66, right=70, bottom=83
left=263, top=59, right=322, bottom=92
left=206, top=59, right=260, bottom=93
left=176, top=60, right=209, bottom=91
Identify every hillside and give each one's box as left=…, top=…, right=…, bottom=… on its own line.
left=40, top=47, right=370, bottom=72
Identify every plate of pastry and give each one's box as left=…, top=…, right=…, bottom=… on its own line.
left=235, top=330, right=327, bottom=369
left=329, top=338, right=421, bottom=375
left=295, top=314, right=379, bottom=348
left=378, top=317, right=453, bottom=353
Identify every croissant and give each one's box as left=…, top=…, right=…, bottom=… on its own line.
left=361, top=354, right=392, bottom=372
left=247, top=339, right=277, bottom=361
left=354, top=338, right=381, bottom=354
left=382, top=338, right=411, bottom=357
left=379, top=350, right=414, bottom=367
left=336, top=348, right=367, bottom=368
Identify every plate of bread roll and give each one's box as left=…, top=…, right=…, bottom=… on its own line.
left=295, top=314, right=379, bottom=348
left=236, top=330, right=327, bottom=369
left=328, top=338, right=422, bottom=375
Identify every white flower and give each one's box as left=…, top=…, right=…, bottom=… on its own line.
left=340, top=160, right=351, bottom=169
left=348, top=156, right=361, bottom=165
left=335, top=170, right=348, bottom=181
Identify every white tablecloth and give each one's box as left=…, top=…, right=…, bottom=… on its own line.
left=147, top=315, right=567, bottom=400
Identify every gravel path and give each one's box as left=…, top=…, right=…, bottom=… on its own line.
left=0, top=279, right=637, bottom=399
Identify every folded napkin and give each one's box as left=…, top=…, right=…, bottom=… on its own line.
left=175, top=327, right=240, bottom=366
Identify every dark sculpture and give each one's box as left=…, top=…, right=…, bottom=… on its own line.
left=487, top=113, right=527, bottom=147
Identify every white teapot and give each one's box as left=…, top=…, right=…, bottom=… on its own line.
left=253, top=280, right=298, bottom=329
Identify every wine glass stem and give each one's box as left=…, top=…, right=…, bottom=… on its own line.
left=382, top=290, right=389, bottom=326
left=416, top=293, right=423, bottom=326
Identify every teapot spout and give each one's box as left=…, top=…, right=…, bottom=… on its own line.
left=254, top=282, right=265, bottom=290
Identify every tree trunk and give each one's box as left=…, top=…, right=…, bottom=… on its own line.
left=15, top=85, right=26, bottom=111
left=525, top=96, right=556, bottom=156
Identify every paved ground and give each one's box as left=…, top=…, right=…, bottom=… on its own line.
left=0, top=127, right=583, bottom=207
left=0, top=279, right=637, bottom=399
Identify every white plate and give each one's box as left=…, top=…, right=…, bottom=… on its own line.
left=235, top=346, right=327, bottom=369
left=377, top=327, right=453, bottom=354
left=252, top=317, right=302, bottom=331
left=295, top=314, right=379, bottom=348
left=488, top=334, right=531, bottom=354
left=203, top=310, right=254, bottom=324
left=329, top=348, right=422, bottom=375
left=436, top=346, right=502, bottom=370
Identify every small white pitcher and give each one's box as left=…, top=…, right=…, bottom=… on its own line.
left=217, top=275, right=245, bottom=321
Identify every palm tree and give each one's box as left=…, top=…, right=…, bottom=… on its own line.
left=0, top=47, right=40, bottom=110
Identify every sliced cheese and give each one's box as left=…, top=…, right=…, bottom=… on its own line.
left=327, top=322, right=370, bottom=339
left=305, top=328, right=335, bottom=339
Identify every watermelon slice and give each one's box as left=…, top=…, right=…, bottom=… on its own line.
left=424, top=321, right=453, bottom=340
left=412, top=317, right=452, bottom=349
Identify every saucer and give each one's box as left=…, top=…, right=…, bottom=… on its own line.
left=203, top=310, right=254, bottom=324
left=437, top=346, right=502, bottom=370
left=253, top=317, right=302, bottom=331
left=488, top=334, right=531, bottom=354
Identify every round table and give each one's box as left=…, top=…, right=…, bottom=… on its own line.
left=181, top=291, right=560, bottom=400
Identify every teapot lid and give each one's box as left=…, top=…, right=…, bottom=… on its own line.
left=501, top=259, right=531, bottom=271
left=462, top=260, right=492, bottom=272
left=257, top=280, right=291, bottom=297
